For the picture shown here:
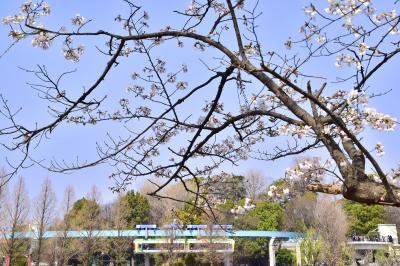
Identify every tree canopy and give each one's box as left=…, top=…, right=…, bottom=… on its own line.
left=0, top=172, right=396, bottom=265
left=343, top=199, right=387, bottom=235
left=118, top=190, right=150, bottom=228
left=0, top=0, right=400, bottom=206
left=68, top=197, right=100, bottom=229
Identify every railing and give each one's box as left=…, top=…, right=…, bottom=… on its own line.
left=349, top=235, right=394, bottom=243
left=1, top=224, right=302, bottom=239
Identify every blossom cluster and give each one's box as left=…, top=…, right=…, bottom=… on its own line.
left=323, top=0, right=372, bottom=30
left=323, top=0, right=371, bottom=19
left=364, top=108, right=397, bottom=131
left=3, top=1, right=50, bottom=25
left=8, top=30, right=25, bottom=40
left=387, top=166, right=400, bottom=187
left=3, top=1, right=90, bottom=62
left=71, top=14, right=85, bottom=26
left=302, top=0, right=400, bottom=72
left=3, top=1, right=52, bottom=43
left=347, top=89, right=368, bottom=106
left=375, top=142, right=385, bottom=156
left=186, top=0, right=229, bottom=18
left=278, top=124, right=312, bottom=139
left=2, top=14, right=25, bottom=24
left=31, top=30, right=54, bottom=49
left=267, top=185, right=290, bottom=198
left=251, top=94, right=279, bottom=111
left=335, top=53, right=362, bottom=69
left=285, top=158, right=333, bottom=182
left=63, top=44, right=85, bottom=62
left=230, top=198, right=255, bottom=216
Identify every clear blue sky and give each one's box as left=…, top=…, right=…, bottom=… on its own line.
left=0, top=0, right=399, bottom=203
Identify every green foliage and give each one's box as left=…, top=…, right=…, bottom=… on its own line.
left=217, top=198, right=238, bottom=213
left=13, top=256, right=27, bottom=266
left=182, top=254, right=210, bottom=266
left=223, top=174, right=247, bottom=202
left=208, top=173, right=247, bottom=204
left=175, top=202, right=203, bottom=225
left=174, top=259, right=186, bottom=266
left=68, top=197, right=100, bottom=229
left=374, top=249, right=400, bottom=265
left=300, top=228, right=354, bottom=266
left=339, top=245, right=355, bottom=266
left=102, top=191, right=150, bottom=263
left=119, top=190, right=151, bottom=228
left=153, top=254, right=209, bottom=266
left=240, top=201, right=284, bottom=231
left=342, top=199, right=387, bottom=234
left=276, top=248, right=296, bottom=266
left=301, top=229, right=324, bottom=266
left=234, top=201, right=284, bottom=264
left=183, top=254, right=197, bottom=266
left=235, top=237, right=269, bottom=261
left=153, top=254, right=164, bottom=266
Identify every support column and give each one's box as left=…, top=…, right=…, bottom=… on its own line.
left=295, top=241, right=301, bottom=266
left=269, top=237, right=276, bottom=266
left=224, top=254, right=232, bottom=266
left=144, top=254, right=150, bottom=266
left=27, top=255, right=32, bottom=266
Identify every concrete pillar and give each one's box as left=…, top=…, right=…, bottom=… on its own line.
left=144, top=254, right=150, bottom=266
left=295, top=241, right=302, bottom=266
left=224, top=254, right=232, bottom=266
left=269, top=237, right=276, bottom=266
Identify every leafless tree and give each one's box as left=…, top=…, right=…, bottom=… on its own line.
left=44, top=238, right=58, bottom=266
left=104, top=193, right=133, bottom=265
left=140, top=180, right=197, bottom=223
left=55, top=185, right=75, bottom=266
left=0, top=169, right=7, bottom=204
left=202, top=221, right=230, bottom=266
left=75, top=185, right=102, bottom=266
left=244, top=170, right=266, bottom=201
left=160, top=226, right=182, bottom=266
left=386, top=206, right=400, bottom=228
left=285, top=194, right=351, bottom=265
left=0, top=175, right=7, bottom=262
left=0, top=176, right=29, bottom=265
left=32, top=178, right=56, bottom=265
left=284, top=193, right=318, bottom=231
left=0, top=170, right=8, bottom=223
left=1, top=0, right=400, bottom=206
left=313, top=196, right=350, bottom=266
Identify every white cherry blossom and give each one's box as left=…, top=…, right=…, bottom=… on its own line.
left=358, top=42, right=369, bottom=55
left=71, top=14, right=85, bottom=26
left=31, top=30, right=54, bottom=49
left=2, top=14, right=25, bottom=24
left=375, top=142, right=385, bottom=156
left=63, top=44, right=85, bottom=62
left=347, top=89, right=368, bottom=106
